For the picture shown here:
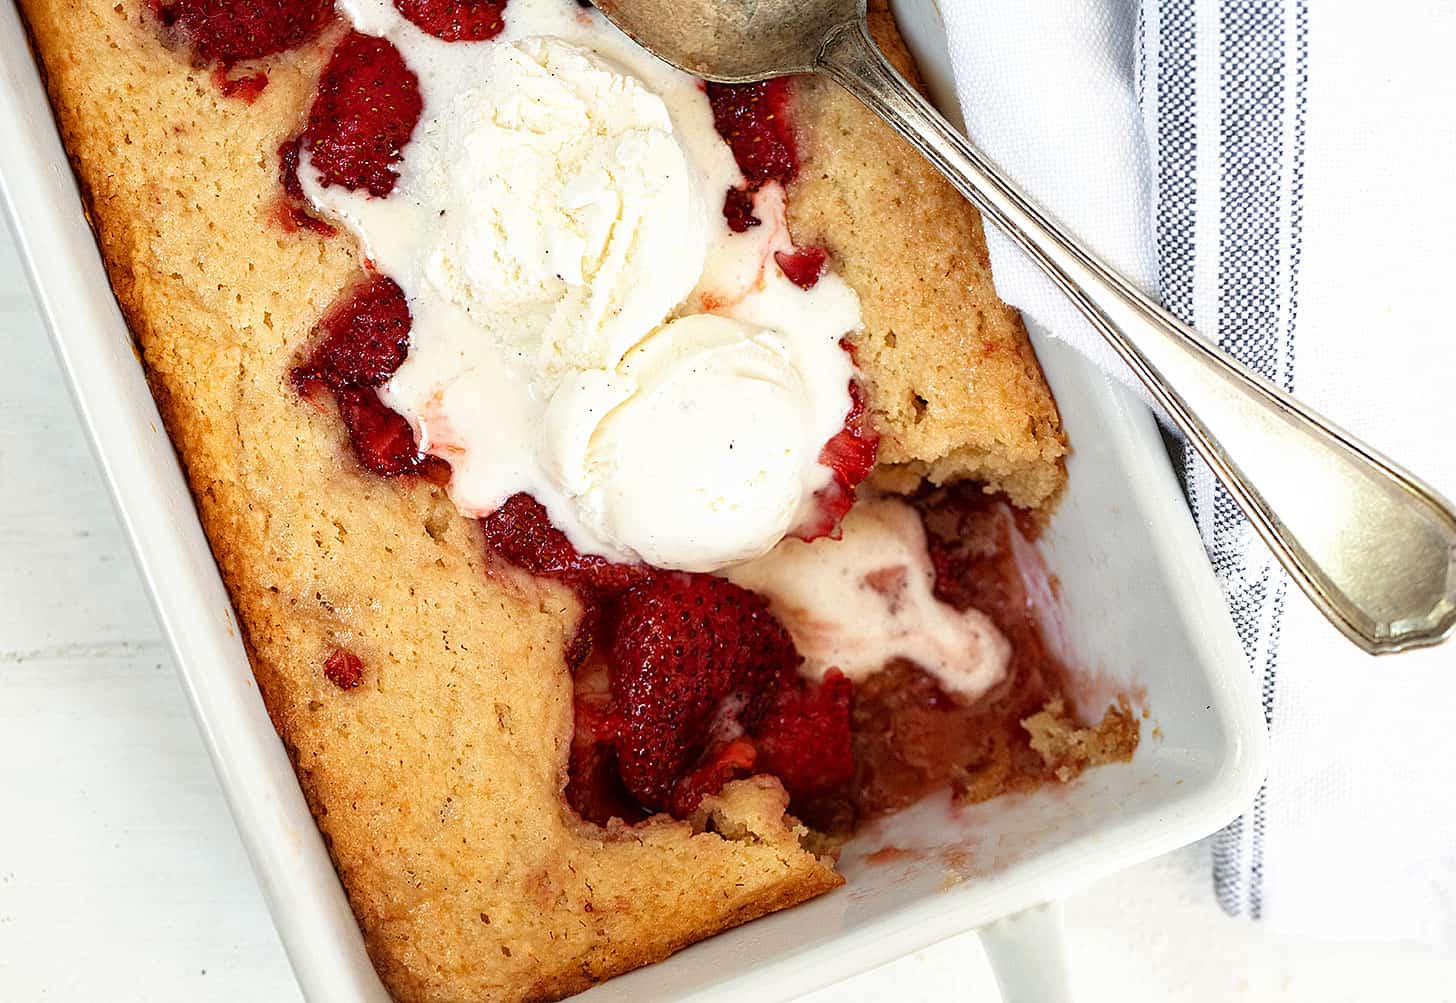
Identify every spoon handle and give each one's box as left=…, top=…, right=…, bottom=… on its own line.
left=816, top=19, right=1456, bottom=654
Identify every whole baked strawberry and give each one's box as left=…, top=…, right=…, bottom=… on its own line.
left=605, top=573, right=801, bottom=812
left=305, top=31, right=423, bottom=197
left=293, top=276, right=411, bottom=391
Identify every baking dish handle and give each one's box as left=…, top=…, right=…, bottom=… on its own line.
left=977, top=901, right=1075, bottom=1003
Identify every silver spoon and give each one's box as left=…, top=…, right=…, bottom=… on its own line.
left=592, top=0, right=1456, bottom=655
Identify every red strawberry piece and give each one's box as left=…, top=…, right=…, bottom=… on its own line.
left=722, top=186, right=761, bottom=233
left=667, top=737, right=758, bottom=818
left=333, top=385, right=425, bottom=477
left=211, top=65, right=269, bottom=103
left=290, top=276, right=430, bottom=477
left=707, top=79, right=800, bottom=235
left=774, top=246, right=828, bottom=290
left=820, top=379, right=879, bottom=494
left=279, top=137, right=310, bottom=202
left=798, top=377, right=880, bottom=541
left=304, top=31, right=423, bottom=198
left=393, top=0, right=508, bottom=42
left=481, top=493, right=653, bottom=595
left=565, top=696, right=649, bottom=826
left=707, top=78, right=798, bottom=188
left=276, top=139, right=338, bottom=236
left=292, top=276, right=411, bottom=391
left=605, top=573, right=800, bottom=813
left=563, top=601, right=601, bottom=670
left=324, top=648, right=365, bottom=689
left=752, top=670, right=854, bottom=799
left=155, top=0, right=334, bottom=64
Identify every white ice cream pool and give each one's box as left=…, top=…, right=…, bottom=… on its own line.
left=725, top=496, right=1012, bottom=701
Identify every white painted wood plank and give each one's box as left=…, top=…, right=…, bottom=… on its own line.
left=0, top=654, right=302, bottom=1003
left=0, top=237, right=156, bottom=656
left=0, top=228, right=300, bottom=1001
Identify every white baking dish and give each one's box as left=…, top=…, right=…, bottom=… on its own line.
left=0, top=1, right=1267, bottom=1000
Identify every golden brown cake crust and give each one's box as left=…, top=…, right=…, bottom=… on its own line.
left=789, top=1, right=1067, bottom=509
left=18, top=1, right=1061, bottom=1000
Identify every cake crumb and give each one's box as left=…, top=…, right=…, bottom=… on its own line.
left=1022, top=698, right=1140, bottom=782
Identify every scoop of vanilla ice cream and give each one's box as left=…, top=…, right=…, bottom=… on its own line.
left=303, top=4, right=866, bottom=572
left=418, top=37, right=707, bottom=381
left=542, top=314, right=829, bottom=572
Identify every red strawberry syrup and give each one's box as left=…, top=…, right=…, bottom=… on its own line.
left=795, top=485, right=1094, bottom=835
left=276, top=139, right=338, bottom=236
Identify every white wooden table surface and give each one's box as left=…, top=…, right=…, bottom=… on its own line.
left=3, top=225, right=1454, bottom=1002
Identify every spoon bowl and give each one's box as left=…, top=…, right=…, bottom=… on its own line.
left=592, top=0, right=862, bottom=81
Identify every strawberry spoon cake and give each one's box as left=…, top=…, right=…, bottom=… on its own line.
left=19, top=0, right=1137, bottom=998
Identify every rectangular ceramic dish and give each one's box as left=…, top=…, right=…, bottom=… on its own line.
left=0, top=1, right=1268, bottom=999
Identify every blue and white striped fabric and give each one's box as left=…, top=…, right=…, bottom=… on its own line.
left=1141, top=0, right=1306, bottom=923
left=943, top=0, right=1456, bottom=945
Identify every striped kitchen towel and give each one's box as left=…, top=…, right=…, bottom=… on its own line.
left=941, top=0, right=1456, bottom=945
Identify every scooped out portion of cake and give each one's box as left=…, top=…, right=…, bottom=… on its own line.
left=18, top=0, right=1131, bottom=999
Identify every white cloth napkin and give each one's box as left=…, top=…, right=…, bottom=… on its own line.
left=940, top=0, right=1456, bottom=947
